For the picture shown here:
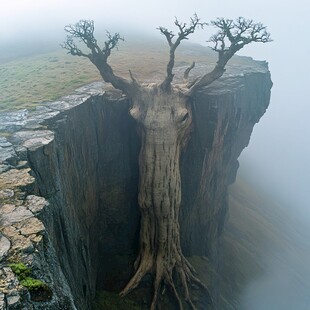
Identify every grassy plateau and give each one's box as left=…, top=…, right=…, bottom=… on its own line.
left=0, top=38, right=217, bottom=112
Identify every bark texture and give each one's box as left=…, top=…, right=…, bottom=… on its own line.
left=120, top=85, right=208, bottom=309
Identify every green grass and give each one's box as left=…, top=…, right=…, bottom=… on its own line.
left=9, top=262, right=31, bottom=279
left=9, top=262, right=52, bottom=300
left=0, top=51, right=100, bottom=111
left=0, top=36, right=257, bottom=113
left=0, top=39, right=217, bottom=112
left=9, top=262, right=46, bottom=291
left=20, top=277, right=47, bottom=291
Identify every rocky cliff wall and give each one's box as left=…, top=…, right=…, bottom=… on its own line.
left=0, top=61, right=272, bottom=309
left=181, top=70, right=272, bottom=261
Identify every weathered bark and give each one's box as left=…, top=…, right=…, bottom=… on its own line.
left=120, top=86, right=209, bottom=309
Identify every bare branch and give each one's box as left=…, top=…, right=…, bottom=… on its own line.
left=129, top=69, right=140, bottom=88
left=61, top=35, right=89, bottom=57
left=62, top=20, right=138, bottom=96
left=158, top=27, right=174, bottom=47
left=187, top=17, right=272, bottom=94
left=158, top=13, right=207, bottom=92
left=208, top=17, right=272, bottom=68
left=183, top=61, right=195, bottom=80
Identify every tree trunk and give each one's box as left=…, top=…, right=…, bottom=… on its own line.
left=120, top=87, right=209, bottom=309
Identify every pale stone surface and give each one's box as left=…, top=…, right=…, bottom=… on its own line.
left=0, top=206, right=33, bottom=226
left=0, top=189, right=14, bottom=199
left=0, top=234, right=10, bottom=261
left=25, top=195, right=48, bottom=214
left=6, top=292, right=20, bottom=308
left=8, top=234, right=33, bottom=253
left=0, top=109, right=28, bottom=132
left=24, top=106, right=60, bottom=130
left=14, top=217, right=45, bottom=236
left=74, top=81, right=105, bottom=95
left=1, top=226, right=17, bottom=238
left=48, top=94, right=89, bottom=111
left=0, top=204, right=15, bottom=213
left=13, top=130, right=54, bottom=151
left=15, top=161, right=28, bottom=169
left=0, top=292, right=6, bottom=309
left=29, top=234, right=43, bottom=244
left=0, top=268, right=19, bottom=293
left=0, top=138, right=16, bottom=164
left=2, top=226, right=33, bottom=253
left=0, top=169, right=34, bottom=191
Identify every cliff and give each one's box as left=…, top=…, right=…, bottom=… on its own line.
left=0, top=57, right=272, bottom=309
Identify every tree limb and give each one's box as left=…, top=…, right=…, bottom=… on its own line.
left=158, top=14, right=206, bottom=92
left=187, top=17, right=272, bottom=95
left=62, top=20, right=139, bottom=96
left=183, top=61, right=195, bottom=81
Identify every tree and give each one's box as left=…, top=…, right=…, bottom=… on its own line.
left=63, top=16, right=271, bottom=310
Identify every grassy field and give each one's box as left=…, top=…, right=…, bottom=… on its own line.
left=0, top=51, right=100, bottom=111
left=0, top=38, right=216, bottom=112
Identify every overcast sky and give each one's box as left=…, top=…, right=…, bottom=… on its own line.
left=1, top=0, right=306, bottom=51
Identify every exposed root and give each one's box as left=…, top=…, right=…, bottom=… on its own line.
left=167, top=272, right=183, bottom=310
left=119, top=258, right=152, bottom=297
left=120, top=253, right=211, bottom=309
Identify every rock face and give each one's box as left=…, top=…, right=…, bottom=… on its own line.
left=0, top=59, right=272, bottom=309
left=181, top=70, right=271, bottom=259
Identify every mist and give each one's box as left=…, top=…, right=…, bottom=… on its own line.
left=1, top=0, right=310, bottom=308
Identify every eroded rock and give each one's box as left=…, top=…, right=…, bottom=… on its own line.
left=0, top=234, right=10, bottom=261
left=0, top=205, right=33, bottom=227
left=0, top=189, right=14, bottom=199
left=0, top=169, right=34, bottom=191
left=25, top=195, right=48, bottom=215
left=12, top=130, right=54, bottom=152
left=14, top=217, right=45, bottom=236
left=0, top=292, right=6, bottom=309
left=0, top=267, right=19, bottom=294
left=1, top=226, right=34, bottom=253
left=0, top=110, right=28, bottom=132
left=6, top=292, right=20, bottom=309
left=0, top=138, right=17, bottom=165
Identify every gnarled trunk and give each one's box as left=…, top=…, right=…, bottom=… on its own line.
left=120, top=86, right=209, bottom=309
left=62, top=16, right=271, bottom=310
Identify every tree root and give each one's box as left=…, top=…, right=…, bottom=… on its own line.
left=120, top=253, right=211, bottom=310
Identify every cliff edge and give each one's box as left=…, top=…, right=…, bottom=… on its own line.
left=0, top=52, right=272, bottom=309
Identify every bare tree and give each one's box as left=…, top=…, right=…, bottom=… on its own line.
left=63, top=16, right=271, bottom=310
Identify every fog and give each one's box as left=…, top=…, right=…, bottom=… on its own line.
left=1, top=0, right=310, bottom=309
